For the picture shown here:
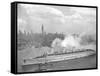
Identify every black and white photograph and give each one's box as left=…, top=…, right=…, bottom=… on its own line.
left=17, top=3, right=97, bottom=73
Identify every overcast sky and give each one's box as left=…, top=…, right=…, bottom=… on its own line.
left=18, top=4, right=96, bottom=34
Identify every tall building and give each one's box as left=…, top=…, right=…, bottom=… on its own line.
left=42, top=24, right=44, bottom=34
left=41, top=24, right=46, bottom=35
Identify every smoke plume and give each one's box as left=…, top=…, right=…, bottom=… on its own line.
left=51, top=33, right=96, bottom=53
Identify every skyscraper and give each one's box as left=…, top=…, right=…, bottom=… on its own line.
left=42, top=24, right=44, bottom=34
left=41, top=24, right=46, bottom=35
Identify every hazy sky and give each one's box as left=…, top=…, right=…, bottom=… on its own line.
left=18, top=4, right=96, bottom=34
